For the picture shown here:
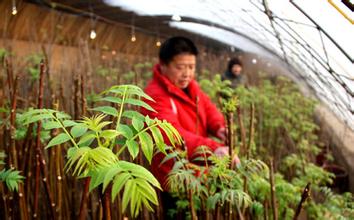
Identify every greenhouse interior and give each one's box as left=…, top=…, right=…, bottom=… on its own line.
left=0, top=0, right=353, bottom=219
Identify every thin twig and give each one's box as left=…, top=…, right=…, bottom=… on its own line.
left=247, top=103, right=255, bottom=159
left=237, top=107, right=247, bottom=157
left=226, top=112, right=234, bottom=169
left=269, top=159, right=278, bottom=220
left=293, top=183, right=311, bottom=220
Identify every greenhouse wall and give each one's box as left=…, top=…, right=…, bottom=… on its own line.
left=0, top=0, right=233, bottom=77
left=1, top=0, right=353, bottom=219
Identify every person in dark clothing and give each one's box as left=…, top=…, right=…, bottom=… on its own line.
left=222, top=57, right=248, bottom=88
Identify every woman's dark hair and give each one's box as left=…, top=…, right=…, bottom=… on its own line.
left=227, top=57, right=243, bottom=72
left=159, top=36, right=198, bottom=64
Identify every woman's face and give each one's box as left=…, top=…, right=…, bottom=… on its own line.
left=231, top=64, right=242, bottom=76
left=161, top=53, right=196, bottom=89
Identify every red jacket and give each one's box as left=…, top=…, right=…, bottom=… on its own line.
left=141, top=64, right=225, bottom=189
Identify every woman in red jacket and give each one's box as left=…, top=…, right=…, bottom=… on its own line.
left=141, top=36, right=238, bottom=191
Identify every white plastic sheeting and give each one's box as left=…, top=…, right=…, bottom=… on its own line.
left=104, top=0, right=354, bottom=129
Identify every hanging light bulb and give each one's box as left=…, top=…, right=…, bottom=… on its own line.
left=171, top=14, right=182, bottom=21
left=90, top=29, right=96, bottom=40
left=12, top=6, right=17, bottom=15
left=89, top=12, right=97, bottom=40
left=12, top=0, right=17, bottom=15
left=131, top=25, right=136, bottom=42
left=156, top=39, right=161, bottom=47
left=252, top=58, right=257, bottom=64
left=131, top=34, right=136, bottom=42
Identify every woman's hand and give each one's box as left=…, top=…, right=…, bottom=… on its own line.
left=216, top=127, right=227, bottom=142
left=214, top=146, right=240, bottom=167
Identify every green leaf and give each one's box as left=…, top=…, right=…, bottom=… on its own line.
left=101, top=130, right=120, bottom=140
left=111, top=172, right=131, bottom=201
left=92, top=106, right=118, bottom=116
left=150, top=126, right=166, bottom=154
left=160, top=152, right=178, bottom=165
left=165, top=123, right=182, bottom=145
left=117, top=124, right=133, bottom=139
left=102, top=166, right=122, bottom=191
left=144, top=115, right=153, bottom=126
left=126, top=139, right=139, bottom=159
left=135, top=178, right=158, bottom=205
left=67, top=147, right=90, bottom=175
left=122, top=179, right=135, bottom=214
left=0, top=152, right=6, bottom=159
left=159, top=123, right=177, bottom=148
left=24, top=113, right=53, bottom=125
left=141, top=196, right=153, bottom=212
left=132, top=116, right=144, bottom=132
left=105, top=85, right=127, bottom=95
left=55, top=112, right=71, bottom=119
left=20, top=109, right=53, bottom=121
left=78, top=132, right=95, bottom=146
left=71, top=125, right=88, bottom=138
left=0, top=168, right=24, bottom=192
left=62, top=120, right=78, bottom=127
left=125, top=98, right=156, bottom=112
left=126, top=85, right=155, bottom=101
left=66, top=147, right=89, bottom=172
left=101, top=96, right=122, bottom=104
left=42, top=121, right=62, bottom=130
left=46, top=133, right=71, bottom=148
left=88, top=169, right=107, bottom=192
left=122, top=111, right=145, bottom=121
left=95, top=121, right=112, bottom=131
left=130, top=180, right=139, bottom=216
left=118, top=161, right=160, bottom=189
left=206, top=193, right=221, bottom=209
left=90, top=147, right=117, bottom=166
left=71, top=147, right=117, bottom=176
left=107, top=85, right=154, bottom=102
left=139, top=132, right=154, bottom=163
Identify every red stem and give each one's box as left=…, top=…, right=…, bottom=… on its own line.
left=78, top=178, right=91, bottom=220
left=34, top=61, right=56, bottom=219
left=103, top=188, right=112, bottom=220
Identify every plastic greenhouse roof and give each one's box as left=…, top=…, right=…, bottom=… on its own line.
left=104, top=0, right=354, bottom=130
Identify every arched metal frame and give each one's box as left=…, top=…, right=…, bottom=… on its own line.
left=27, top=0, right=354, bottom=129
